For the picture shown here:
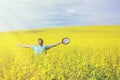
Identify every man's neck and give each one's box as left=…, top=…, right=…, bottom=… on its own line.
left=38, top=45, right=42, bottom=46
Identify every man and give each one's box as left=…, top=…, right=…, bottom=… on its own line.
left=18, top=38, right=62, bottom=55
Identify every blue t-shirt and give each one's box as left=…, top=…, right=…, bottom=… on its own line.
left=31, top=45, right=49, bottom=55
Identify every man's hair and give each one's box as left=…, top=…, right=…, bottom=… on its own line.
left=38, top=38, right=43, bottom=43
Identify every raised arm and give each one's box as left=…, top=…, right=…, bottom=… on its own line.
left=17, top=44, right=31, bottom=48
left=47, top=41, right=62, bottom=49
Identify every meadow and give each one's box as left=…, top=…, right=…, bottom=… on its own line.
left=0, top=26, right=120, bottom=80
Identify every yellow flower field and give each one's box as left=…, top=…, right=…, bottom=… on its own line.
left=0, top=26, right=120, bottom=80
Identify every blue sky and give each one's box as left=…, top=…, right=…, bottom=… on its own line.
left=0, top=0, right=120, bottom=32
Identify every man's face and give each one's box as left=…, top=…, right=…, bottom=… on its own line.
left=38, top=40, right=43, bottom=45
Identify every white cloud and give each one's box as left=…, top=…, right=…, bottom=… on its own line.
left=67, top=9, right=77, bottom=14
left=0, top=0, right=120, bottom=32
left=0, top=10, right=28, bottom=32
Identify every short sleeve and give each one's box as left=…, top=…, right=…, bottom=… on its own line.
left=31, top=45, right=35, bottom=50
left=44, top=45, right=50, bottom=50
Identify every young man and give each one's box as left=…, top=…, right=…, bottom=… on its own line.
left=18, top=38, right=62, bottom=55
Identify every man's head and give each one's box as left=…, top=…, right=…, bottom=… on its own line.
left=38, top=38, right=43, bottom=46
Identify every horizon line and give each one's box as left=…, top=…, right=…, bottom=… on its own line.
left=0, top=25, right=120, bottom=33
